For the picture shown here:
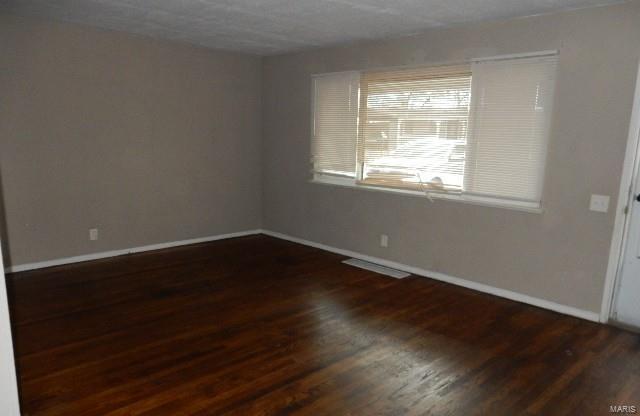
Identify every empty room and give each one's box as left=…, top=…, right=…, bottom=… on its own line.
left=1, top=0, right=640, bottom=414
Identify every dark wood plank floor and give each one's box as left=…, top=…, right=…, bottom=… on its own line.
left=6, top=235, right=640, bottom=415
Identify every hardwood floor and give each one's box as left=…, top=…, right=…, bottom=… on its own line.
left=6, top=235, right=640, bottom=415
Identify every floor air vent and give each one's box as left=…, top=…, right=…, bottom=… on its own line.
left=342, top=258, right=410, bottom=279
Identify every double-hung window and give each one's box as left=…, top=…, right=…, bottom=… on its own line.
left=311, top=53, right=558, bottom=210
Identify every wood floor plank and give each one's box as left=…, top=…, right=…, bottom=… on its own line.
left=7, top=234, right=640, bottom=415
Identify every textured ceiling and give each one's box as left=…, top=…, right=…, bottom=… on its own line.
left=1, top=0, right=624, bottom=55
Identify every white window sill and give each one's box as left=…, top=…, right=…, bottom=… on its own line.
left=310, top=175, right=544, bottom=214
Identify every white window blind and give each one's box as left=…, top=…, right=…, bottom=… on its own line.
left=465, top=55, right=557, bottom=203
left=312, top=71, right=360, bottom=178
left=358, top=65, right=471, bottom=191
left=311, top=53, right=558, bottom=209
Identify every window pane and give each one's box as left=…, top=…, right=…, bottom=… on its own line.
left=359, top=67, right=472, bottom=191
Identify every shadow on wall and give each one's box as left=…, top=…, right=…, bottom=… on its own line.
left=0, top=167, right=11, bottom=268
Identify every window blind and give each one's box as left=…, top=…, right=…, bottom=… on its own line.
left=358, top=65, right=472, bottom=191
left=310, top=52, right=558, bottom=209
left=465, top=55, right=558, bottom=203
left=311, top=71, right=360, bottom=178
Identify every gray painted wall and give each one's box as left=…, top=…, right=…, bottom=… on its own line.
left=262, top=1, right=640, bottom=313
left=0, top=15, right=263, bottom=266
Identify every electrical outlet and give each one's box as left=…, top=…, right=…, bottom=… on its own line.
left=589, top=195, right=610, bottom=213
left=89, top=228, right=99, bottom=241
left=380, top=234, right=389, bottom=248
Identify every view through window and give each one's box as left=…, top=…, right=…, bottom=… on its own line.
left=358, top=67, right=472, bottom=191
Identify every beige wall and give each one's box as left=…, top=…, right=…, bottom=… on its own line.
left=0, top=15, right=263, bottom=266
left=262, top=1, right=640, bottom=313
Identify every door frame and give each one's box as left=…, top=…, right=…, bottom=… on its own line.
left=600, top=59, right=640, bottom=323
left=0, top=240, right=20, bottom=415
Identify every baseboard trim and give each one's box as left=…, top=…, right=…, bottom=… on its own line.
left=261, top=229, right=600, bottom=323
left=6, top=228, right=601, bottom=323
left=5, top=229, right=262, bottom=274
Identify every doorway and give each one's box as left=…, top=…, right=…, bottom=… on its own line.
left=607, top=60, right=640, bottom=328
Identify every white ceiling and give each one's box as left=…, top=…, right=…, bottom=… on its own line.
left=1, top=0, right=623, bottom=55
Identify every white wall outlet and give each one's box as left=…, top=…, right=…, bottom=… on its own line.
left=589, top=195, right=610, bottom=213
left=89, top=228, right=99, bottom=241
left=380, top=234, right=389, bottom=248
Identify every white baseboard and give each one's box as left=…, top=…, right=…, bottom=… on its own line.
left=261, top=229, right=600, bottom=323
left=5, top=229, right=262, bottom=274
left=5, top=227, right=601, bottom=323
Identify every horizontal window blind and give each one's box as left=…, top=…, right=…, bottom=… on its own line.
left=312, top=72, right=360, bottom=178
left=310, top=52, right=558, bottom=208
left=358, top=65, right=472, bottom=191
left=465, top=55, right=557, bottom=203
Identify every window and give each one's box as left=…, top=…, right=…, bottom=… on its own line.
left=311, top=53, right=558, bottom=210
left=312, top=72, right=360, bottom=178
left=359, top=65, right=471, bottom=192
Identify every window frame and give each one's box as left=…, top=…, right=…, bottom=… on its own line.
left=310, top=51, right=558, bottom=214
